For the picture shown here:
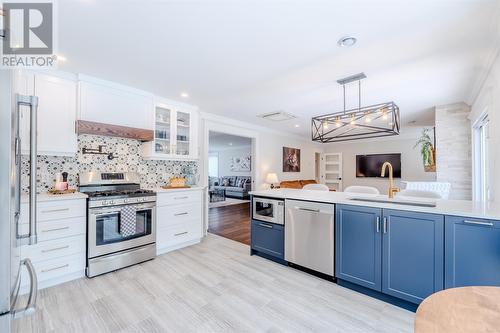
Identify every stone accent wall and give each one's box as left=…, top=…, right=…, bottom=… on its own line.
left=435, top=103, right=472, bottom=200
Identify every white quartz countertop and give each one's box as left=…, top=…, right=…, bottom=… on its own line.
left=153, top=186, right=206, bottom=193
left=249, top=189, right=500, bottom=221
left=22, top=192, right=88, bottom=203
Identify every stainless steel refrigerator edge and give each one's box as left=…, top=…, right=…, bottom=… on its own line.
left=0, top=70, right=39, bottom=332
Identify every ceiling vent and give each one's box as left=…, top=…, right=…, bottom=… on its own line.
left=258, top=111, right=296, bottom=121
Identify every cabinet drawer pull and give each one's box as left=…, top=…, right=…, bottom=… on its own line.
left=376, top=217, right=381, bottom=233
left=41, top=226, right=70, bottom=233
left=174, top=196, right=188, bottom=200
left=41, top=208, right=70, bottom=213
left=259, top=223, right=273, bottom=229
left=41, top=264, right=69, bottom=273
left=464, top=220, right=493, bottom=227
left=174, top=212, right=188, bottom=216
left=174, top=231, right=188, bottom=236
left=41, top=245, right=70, bottom=253
left=383, top=217, right=388, bottom=234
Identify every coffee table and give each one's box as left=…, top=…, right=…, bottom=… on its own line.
left=209, top=188, right=226, bottom=202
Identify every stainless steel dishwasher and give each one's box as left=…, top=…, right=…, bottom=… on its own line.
left=285, top=199, right=335, bottom=276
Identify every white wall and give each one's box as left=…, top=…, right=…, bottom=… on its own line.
left=471, top=50, right=500, bottom=203
left=214, top=146, right=252, bottom=177
left=324, top=134, right=436, bottom=194
left=258, top=131, right=321, bottom=188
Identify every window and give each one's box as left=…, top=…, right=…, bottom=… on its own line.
left=208, top=153, right=219, bottom=178
left=473, top=114, right=490, bottom=202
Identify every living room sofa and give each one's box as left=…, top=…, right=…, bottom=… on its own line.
left=279, top=179, right=318, bottom=189
left=210, top=176, right=252, bottom=199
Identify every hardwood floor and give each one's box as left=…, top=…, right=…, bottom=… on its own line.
left=13, top=234, right=414, bottom=333
left=208, top=202, right=250, bottom=245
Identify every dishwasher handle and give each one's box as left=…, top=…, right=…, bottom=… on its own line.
left=297, top=207, right=320, bottom=213
left=294, top=206, right=333, bottom=215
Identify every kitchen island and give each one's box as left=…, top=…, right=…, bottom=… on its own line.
left=249, top=188, right=500, bottom=311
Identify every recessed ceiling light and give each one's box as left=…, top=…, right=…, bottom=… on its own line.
left=294, top=124, right=300, bottom=128
left=180, top=92, right=189, bottom=98
left=56, top=55, right=67, bottom=62
left=337, top=36, right=357, bottom=47
left=228, top=142, right=233, bottom=146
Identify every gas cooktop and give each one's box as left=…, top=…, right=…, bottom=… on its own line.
left=85, top=189, right=156, bottom=199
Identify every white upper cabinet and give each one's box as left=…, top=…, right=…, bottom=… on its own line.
left=141, top=97, right=199, bottom=160
left=77, top=75, right=153, bottom=130
left=14, top=70, right=78, bottom=156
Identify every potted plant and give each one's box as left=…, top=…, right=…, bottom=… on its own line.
left=414, top=128, right=436, bottom=172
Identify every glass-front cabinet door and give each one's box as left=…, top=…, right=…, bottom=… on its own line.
left=175, top=111, right=191, bottom=156
left=154, top=106, right=172, bottom=155
left=142, top=97, right=198, bottom=160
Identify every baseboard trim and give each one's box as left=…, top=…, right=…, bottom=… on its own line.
left=337, top=279, right=418, bottom=312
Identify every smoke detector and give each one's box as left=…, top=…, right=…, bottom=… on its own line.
left=258, top=111, right=296, bottom=121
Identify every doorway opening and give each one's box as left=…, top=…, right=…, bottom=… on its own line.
left=207, top=131, right=254, bottom=245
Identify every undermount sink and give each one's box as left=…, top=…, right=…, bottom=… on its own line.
left=348, top=196, right=437, bottom=208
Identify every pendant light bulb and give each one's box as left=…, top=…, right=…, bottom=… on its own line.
left=335, top=116, right=341, bottom=127
left=382, top=112, right=388, bottom=120
left=364, top=112, right=371, bottom=123
left=323, top=120, right=329, bottom=129
left=350, top=114, right=356, bottom=125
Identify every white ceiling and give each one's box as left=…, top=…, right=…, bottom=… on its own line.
left=59, top=0, right=500, bottom=138
left=209, top=132, right=252, bottom=152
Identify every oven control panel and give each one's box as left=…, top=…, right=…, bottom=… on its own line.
left=89, top=196, right=157, bottom=208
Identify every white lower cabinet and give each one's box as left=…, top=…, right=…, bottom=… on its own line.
left=20, top=199, right=86, bottom=292
left=156, top=189, right=203, bottom=255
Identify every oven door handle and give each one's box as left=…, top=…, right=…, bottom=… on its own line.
left=90, top=204, right=155, bottom=215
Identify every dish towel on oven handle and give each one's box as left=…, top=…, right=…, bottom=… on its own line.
left=120, top=205, right=137, bottom=237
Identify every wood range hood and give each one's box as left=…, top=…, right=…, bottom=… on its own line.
left=76, top=120, right=154, bottom=141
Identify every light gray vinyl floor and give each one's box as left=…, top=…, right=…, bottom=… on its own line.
left=14, top=234, right=415, bottom=333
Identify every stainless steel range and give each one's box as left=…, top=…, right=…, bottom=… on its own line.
left=79, top=172, right=156, bottom=277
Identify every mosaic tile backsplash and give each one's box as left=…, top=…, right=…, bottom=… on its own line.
left=22, top=134, right=199, bottom=194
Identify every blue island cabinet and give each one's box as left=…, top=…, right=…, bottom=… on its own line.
left=336, top=205, right=382, bottom=291
left=382, top=210, right=444, bottom=304
left=336, top=204, right=444, bottom=307
left=445, top=216, right=500, bottom=288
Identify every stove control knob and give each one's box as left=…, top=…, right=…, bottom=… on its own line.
left=102, top=201, right=108, bottom=206
left=124, top=199, right=129, bottom=204
left=109, top=200, right=115, bottom=205
left=142, top=198, right=147, bottom=202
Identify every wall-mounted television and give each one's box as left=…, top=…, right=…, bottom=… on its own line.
left=356, top=153, right=401, bottom=178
